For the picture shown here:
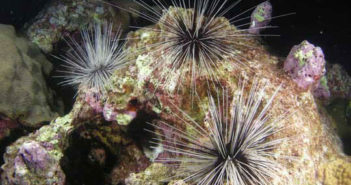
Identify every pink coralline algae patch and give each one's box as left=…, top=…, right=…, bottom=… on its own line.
left=124, top=110, right=137, bottom=120
left=284, top=40, right=326, bottom=90
left=7, top=140, right=66, bottom=185
left=103, top=104, right=137, bottom=124
left=84, top=89, right=138, bottom=124
left=248, top=1, right=272, bottom=34
left=102, top=103, right=118, bottom=121
left=15, top=141, right=51, bottom=173
left=84, top=89, right=103, bottom=113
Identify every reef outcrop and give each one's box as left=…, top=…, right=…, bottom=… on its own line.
left=1, top=5, right=350, bottom=185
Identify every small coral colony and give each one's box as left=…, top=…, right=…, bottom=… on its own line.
left=58, top=0, right=325, bottom=184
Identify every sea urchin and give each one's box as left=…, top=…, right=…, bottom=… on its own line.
left=125, top=0, right=263, bottom=93
left=151, top=79, right=288, bottom=184
left=57, top=23, right=128, bottom=93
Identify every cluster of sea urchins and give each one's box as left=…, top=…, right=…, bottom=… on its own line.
left=57, top=0, right=287, bottom=184
left=58, top=0, right=273, bottom=94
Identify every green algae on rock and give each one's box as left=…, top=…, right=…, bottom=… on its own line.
left=1, top=114, right=74, bottom=185
left=124, top=163, right=173, bottom=185
left=26, top=0, right=132, bottom=53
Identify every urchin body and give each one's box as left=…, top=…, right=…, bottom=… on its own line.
left=58, top=23, right=128, bottom=93
left=159, top=7, right=234, bottom=70
left=153, top=80, right=287, bottom=184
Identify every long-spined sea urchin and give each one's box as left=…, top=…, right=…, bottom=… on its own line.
left=57, top=23, right=129, bottom=93
left=120, top=0, right=275, bottom=94
left=150, top=79, right=289, bottom=184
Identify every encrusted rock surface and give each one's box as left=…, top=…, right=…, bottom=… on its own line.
left=248, top=1, right=272, bottom=34
left=26, top=0, right=134, bottom=53
left=124, top=163, right=173, bottom=185
left=88, top=8, right=349, bottom=184
left=120, top=20, right=348, bottom=184
left=1, top=114, right=73, bottom=185
left=0, top=24, right=58, bottom=128
left=114, top=8, right=349, bottom=184
left=284, top=40, right=326, bottom=90
left=317, top=157, right=351, bottom=185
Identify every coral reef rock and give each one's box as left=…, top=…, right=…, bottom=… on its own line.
left=2, top=6, right=351, bottom=185
left=0, top=24, right=58, bottom=128
left=1, top=114, right=73, bottom=185
left=284, top=40, right=326, bottom=90
left=124, top=163, right=173, bottom=185
left=26, top=0, right=134, bottom=53
left=109, top=143, right=151, bottom=184
left=317, top=157, right=351, bottom=185
left=248, top=1, right=272, bottom=34
left=117, top=9, right=350, bottom=183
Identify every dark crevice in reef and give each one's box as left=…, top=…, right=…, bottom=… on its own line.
left=60, top=129, right=117, bottom=185
left=0, top=128, right=28, bottom=166
left=46, top=39, right=78, bottom=114
left=326, top=98, right=351, bottom=155
left=342, top=137, right=351, bottom=155
left=58, top=99, right=159, bottom=185
left=127, top=110, right=159, bottom=152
